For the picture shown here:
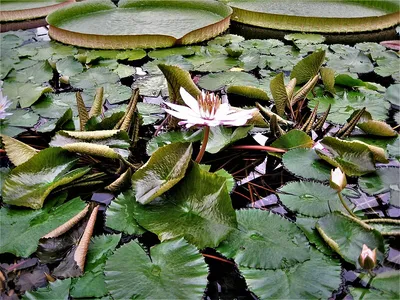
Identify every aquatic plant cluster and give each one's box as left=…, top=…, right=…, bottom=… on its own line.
left=0, top=26, right=399, bottom=300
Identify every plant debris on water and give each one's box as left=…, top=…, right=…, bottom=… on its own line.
left=0, top=24, right=399, bottom=300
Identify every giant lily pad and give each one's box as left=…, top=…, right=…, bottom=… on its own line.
left=0, top=0, right=75, bottom=22
left=217, top=209, right=310, bottom=269
left=241, top=249, right=341, bottom=299
left=316, top=212, right=385, bottom=266
left=105, top=238, right=208, bottom=299
left=47, top=0, right=232, bottom=49
left=129, top=163, right=237, bottom=249
left=225, top=0, right=400, bottom=34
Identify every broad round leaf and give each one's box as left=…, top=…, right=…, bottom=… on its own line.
left=385, top=84, right=400, bottom=106
left=131, top=163, right=237, bottom=249
left=316, top=212, right=385, bottom=266
left=282, top=148, right=331, bottom=181
left=0, top=196, right=86, bottom=257
left=217, top=209, right=310, bottom=269
left=105, top=192, right=146, bottom=235
left=2, top=148, right=89, bottom=209
left=23, top=278, right=71, bottom=300
left=271, top=129, right=313, bottom=157
left=241, top=249, right=341, bottom=300
left=198, top=71, right=259, bottom=91
left=278, top=181, right=351, bottom=217
left=358, top=167, right=400, bottom=207
left=105, top=238, right=208, bottom=299
left=131, top=142, right=193, bottom=204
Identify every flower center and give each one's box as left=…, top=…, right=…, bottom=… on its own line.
left=197, top=92, right=221, bottom=120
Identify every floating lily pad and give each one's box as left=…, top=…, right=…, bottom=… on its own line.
left=271, top=130, right=313, bottom=156
left=207, top=125, right=252, bottom=154
left=350, top=271, right=400, bottom=299
left=130, top=163, right=237, bottom=249
left=278, top=181, right=350, bottom=217
left=241, top=249, right=341, bottom=299
left=47, top=0, right=232, bottom=49
left=2, top=81, right=53, bottom=108
left=282, top=148, right=331, bottom=181
left=22, top=278, right=71, bottom=300
left=385, top=83, right=400, bottom=106
left=105, top=193, right=146, bottom=235
left=1, top=0, right=75, bottom=22
left=0, top=195, right=86, bottom=257
left=198, top=71, right=258, bottom=91
left=32, top=92, right=88, bottom=118
left=70, top=234, right=121, bottom=298
left=217, top=209, right=310, bottom=269
left=131, top=142, right=192, bottom=204
left=56, top=56, right=84, bottom=77
left=146, top=130, right=202, bottom=155
left=358, top=167, right=400, bottom=207
left=226, top=0, right=399, bottom=34
left=316, top=212, right=385, bottom=266
left=105, top=238, right=208, bottom=299
left=2, top=147, right=89, bottom=209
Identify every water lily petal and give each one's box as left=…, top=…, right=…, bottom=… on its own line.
left=164, top=102, right=200, bottom=119
left=180, top=87, right=200, bottom=114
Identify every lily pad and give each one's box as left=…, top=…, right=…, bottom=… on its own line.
left=217, top=209, right=310, bottom=269
left=241, top=249, right=341, bottom=299
left=23, top=278, right=71, bottom=300
left=56, top=56, right=84, bottom=77
left=207, top=125, right=253, bottom=154
left=47, top=0, right=232, bottom=49
left=282, top=148, right=331, bottom=181
left=146, top=130, right=202, bottom=155
left=0, top=195, right=86, bottom=257
left=278, top=181, right=351, bottom=217
left=131, top=142, right=192, bottom=204
left=130, top=163, right=237, bottom=248
left=2, top=147, right=89, bottom=209
left=105, top=192, right=146, bottom=235
left=316, top=212, right=385, bottom=266
left=105, top=238, right=208, bottom=299
left=70, top=234, right=121, bottom=298
left=2, top=81, right=53, bottom=108
left=358, top=167, right=400, bottom=207
left=350, top=271, right=400, bottom=299
left=384, top=83, right=400, bottom=106
left=271, top=129, right=313, bottom=155
left=198, top=71, right=259, bottom=91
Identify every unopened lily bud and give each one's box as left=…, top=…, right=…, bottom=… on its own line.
left=330, top=167, right=347, bottom=192
left=358, top=244, right=377, bottom=270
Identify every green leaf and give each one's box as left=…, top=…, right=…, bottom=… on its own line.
left=70, top=234, right=121, bottom=298
left=105, top=238, right=208, bottom=299
left=105, top=193, right=146, bottom=235
left=295, top=217, right=334, bottom=255
left=278, top=181, right=351, bottom=217
left=269, top=72, right=288, bottom=117
left=385, top=84, right=400, bottom=106
left=318, top=136, right=376, bottom=177
left=187, top=54, right=239, bottom=73
left=148, top=46, right=196, bottom=59
left=0, top=196, right=86, bottom=257
left=7, top=109, right=40, bottom=127
left=3, top=81, right=53, bottom=108
left=197, top=71, right=259, bottom=91
left=2, top=147, right=90, bottom=209
left=357, top=120, right=398, bottom=137
left=241, top=249, right=341, bottom=299
left=131, top=163, right=237, bottom=248
left=56, top=56, right=84, bottom=77
left=113, top=64, right=135, bottom=78
left=290, top=50, right=325, bottom=85
left=327, top=50, right=374, bottom=74
left=282, top=148, right=331, bottom=181
left=132, top=74, right=168, bottom=97
left=284, top=33, right=326, bottom=45
left=23, top=278, right=71, bottom=300
left=217, top=209, right=310, bottom=269
left=136, top=102, right=164, bottom=125
left=227, top=85, right=270, bottom=101
left=358, top=167, right=400, bottom=207
left=70, top=67, right=119, bottom=90
left=13, top=60, right=53, bottom=84
left=387, top=137, right=400, bottom=160
left=131, top=142, right=192, bottom=204
left=207, top=125, right=252, bottom=154
left=316, top=212, right=385, bottom=266
left=271, top=129, right=313, bottom=156
left=309, top=91, right=390, bottom=124
left=146, top=130, right=202, bottom=155
left=335, top=74, right=378, bottom=91
left=320, top=67, right=336, bottom=94
left=32, top=92, right=88, bottom=118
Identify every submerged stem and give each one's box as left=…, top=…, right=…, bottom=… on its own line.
left=338, top=191, right=358, bottom=219
left=195, top=126, right=210, bottom=163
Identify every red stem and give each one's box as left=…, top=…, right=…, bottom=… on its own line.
left=231, top=145, right=286, bottom=153
left=195, top=126, right=210, bottom=163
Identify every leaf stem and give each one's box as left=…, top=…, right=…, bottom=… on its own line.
left=231, top=145, right=286, bottom=153
left=338, top=191, right=358, bottom=219
left=195, top=126, right=210, bottom=163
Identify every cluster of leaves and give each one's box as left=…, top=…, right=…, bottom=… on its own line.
left=0, top=29, right=399, bottom=299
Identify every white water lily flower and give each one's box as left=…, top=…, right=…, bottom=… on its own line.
left=0, top=85, right=12, bottom=120
left=330, top=167, right=347, bottom=192
left=164, top=87, right=257, bottom=128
